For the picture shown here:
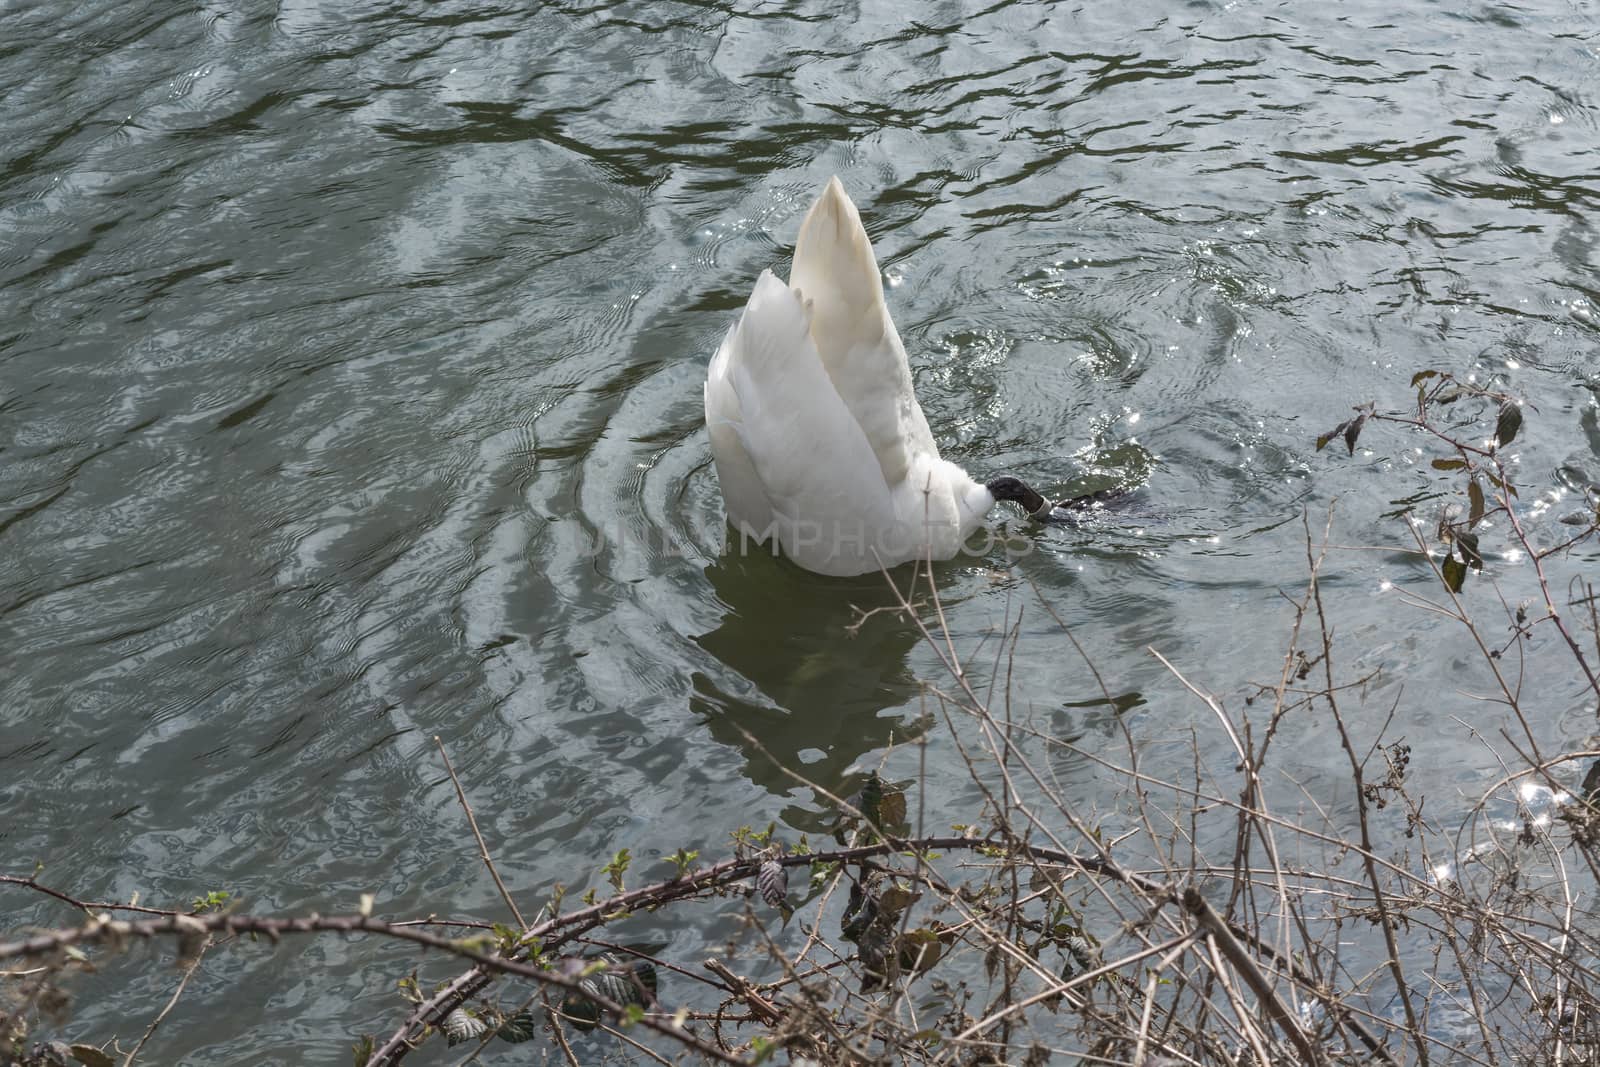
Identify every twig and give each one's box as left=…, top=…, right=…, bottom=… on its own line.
left=1184, top=889, right=1322, bottom=1067
left=435, top=736, right=526, bottom=930
left=0, top=910, right=747, bottom=1066
left=120, top=938, right=209, bottom=1067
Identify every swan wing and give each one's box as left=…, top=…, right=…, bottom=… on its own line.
left=789, top=176, right=939, bottom=489
left=707, top=270, right=897, bottom=574
left=704, top=324, right=772, bottom=534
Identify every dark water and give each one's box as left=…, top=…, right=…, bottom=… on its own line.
left=3, top=0, right=1598, bottom=1060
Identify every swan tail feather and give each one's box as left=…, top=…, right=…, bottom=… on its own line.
left=788, top=177, right=937, bottom=487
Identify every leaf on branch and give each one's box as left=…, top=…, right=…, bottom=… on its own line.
left=1343, top=412, right=1367, bottom=455
left=443, top=1008, right=488, bottom=1047
left=1485, top=470, right=1519, bottom=498
left=857, top=773, right=884, bottom=826
left=1315, top=413, right=1368, bottom=455
left=351, top=1035, right=375, bottom=1067
left=1582, top=759, right=1600, bottom=808
left=1495, top=401, right=1523, bottom=448
left=556, top=993, right=602, bottom=1032
left=1315, top=420, right=1350, bottom=453
left=1456, top=531, right=1483, bottom=571
left=1431, top=458, right=1467, bottom=471
left=898, top=926, right=947, bottom=974
left=840, top=881, right=877, bottom=943
left=583, top=955, right=659, bottom=1012
left=877, top=884, right=922, bottom=919
left=601, top=848, right=631, bottom=893
left=495, top=1009, right=538, bottom=1044
left=491, top=923, right=520, bottom=953
left=856, top=919, right=900, bottom=993
left=1468, top=478, right=1486, bottom=527
left=69, top=1047, right=114, bottom=1067
left=1442, top=553, right=1468, bottom=593
left=1060, top=933, right=1099, bottom=978
left=1410, top=370, right=1440, bottom=387
left=878, top=789, right=907, bottom=830
left=757, top=859, right=789, bottom=911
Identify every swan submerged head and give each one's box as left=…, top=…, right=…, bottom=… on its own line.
left=984, top=475, right=1052, bottom=520
left=703, top=176, right=1095, bottom=576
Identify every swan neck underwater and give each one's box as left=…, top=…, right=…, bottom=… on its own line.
left=702, top=176, right=1072, bottom=576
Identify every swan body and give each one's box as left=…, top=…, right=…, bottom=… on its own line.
left=703, top=177, right=1004, bottom=577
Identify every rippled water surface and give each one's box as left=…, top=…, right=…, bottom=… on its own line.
left=4, top=0, right=1599, bottom=1060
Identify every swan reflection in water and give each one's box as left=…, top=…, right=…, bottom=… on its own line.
left=692, top=549, right=936, bottom=814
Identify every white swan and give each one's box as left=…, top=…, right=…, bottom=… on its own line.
left=703, top=176, right=1061, bottom=577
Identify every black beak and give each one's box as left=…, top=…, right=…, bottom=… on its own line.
left=985, top=475, right=1052, bottom=520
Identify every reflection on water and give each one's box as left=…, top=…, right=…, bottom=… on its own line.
left=693, top=551, right=928, bottom=796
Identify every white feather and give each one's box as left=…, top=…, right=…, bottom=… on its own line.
left=704, top=177, right=996, bottom=576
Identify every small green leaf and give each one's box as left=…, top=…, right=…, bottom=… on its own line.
left=601, top=848, right=631, bottom=893
left=1494, top=401, right=1522, bottom=447
left=491, top=923, right=520, bottom=951
left=1442, top=554, right=1467, bottom=593
left=667, top=848, right=698, bottom=878
left=352, top=1035, right=375, bottom=1067
left=1431, top=458, right=1467, bottom=471
left=1468, top=479, right=1485, bottom=527
left=190, top=890, right=230, bottom=914
left=1410, top=370, right=1440, bottom=387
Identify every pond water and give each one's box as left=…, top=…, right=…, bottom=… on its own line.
left=3, top=0, right=1598, bottom=1061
